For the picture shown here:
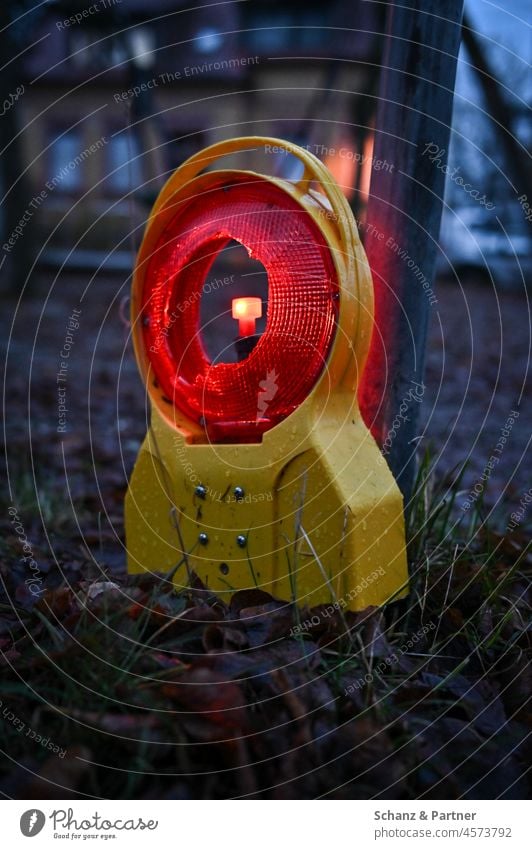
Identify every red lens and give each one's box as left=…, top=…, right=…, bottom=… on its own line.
left=142, top=175, right=339, bottom=441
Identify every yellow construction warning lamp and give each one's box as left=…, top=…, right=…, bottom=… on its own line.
left=125, top=136, right=408, bottom=611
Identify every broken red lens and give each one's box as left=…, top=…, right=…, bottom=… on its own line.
left=142, top=175, right=339, bottom=442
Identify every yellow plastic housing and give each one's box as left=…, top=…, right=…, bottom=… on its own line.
left=125, top=136, right=409, bottom=611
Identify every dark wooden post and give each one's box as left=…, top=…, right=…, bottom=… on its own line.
left=359, top=0, right=464, bottom=500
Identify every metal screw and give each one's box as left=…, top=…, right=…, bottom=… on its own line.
left=236, top=534, right=247, bottom=548
left=233, top=486, right=245, bottom=501
left=195, top=485, right=207, bottom=499
left=198, top=532, right=209, bottom=545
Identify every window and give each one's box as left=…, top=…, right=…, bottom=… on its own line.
left=106, top=132, right=142, bottom=195
left=48, top=128, right=83, bottom=193
left=68, top=30, right=127, bottom=71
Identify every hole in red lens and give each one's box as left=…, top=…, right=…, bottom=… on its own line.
left=198, top=240, right=268, bottom=364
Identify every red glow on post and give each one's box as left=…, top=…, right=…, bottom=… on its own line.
left=232, top=297, right=262, bottom=337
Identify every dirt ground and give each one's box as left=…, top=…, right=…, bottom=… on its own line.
left=0, top=273, right=530, bottom=799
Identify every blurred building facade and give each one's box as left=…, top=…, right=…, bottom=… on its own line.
left=7, top=0, right=384, bottom=276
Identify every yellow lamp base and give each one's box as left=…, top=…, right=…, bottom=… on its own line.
left=125, top=397, right=408, bottom=612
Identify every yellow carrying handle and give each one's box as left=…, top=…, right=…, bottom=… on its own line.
left=150, top=135, right=360, bottom=257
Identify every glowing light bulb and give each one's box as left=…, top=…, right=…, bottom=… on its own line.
left=232, top=297, right=262, bottom=337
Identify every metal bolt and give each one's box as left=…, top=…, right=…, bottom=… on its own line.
left=195, top=485, right=207, bottom=499
left=233, top=486, right=245, bottom=501
left=198, top=532, right=209, bottom=545
left=236, top=534, right=247, bottom=548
